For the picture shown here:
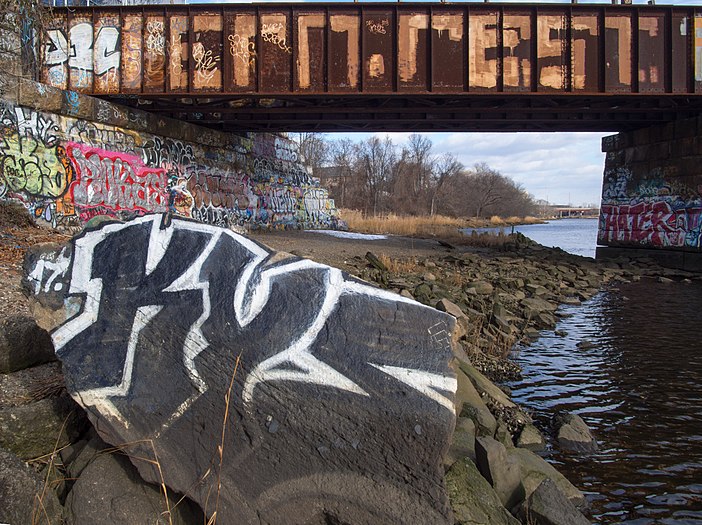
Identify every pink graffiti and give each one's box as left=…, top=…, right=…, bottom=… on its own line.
left=600, top=201, right=702, bottom=247
left=67, top=143, right=168, bottom=213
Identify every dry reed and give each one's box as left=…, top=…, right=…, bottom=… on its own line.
left=339, top=209, right=542, bottom=246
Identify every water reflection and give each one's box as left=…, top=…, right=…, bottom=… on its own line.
left=509, top=279, right=702, bottom=523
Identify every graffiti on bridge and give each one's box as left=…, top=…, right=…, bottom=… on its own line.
left=599, top=201, right=702, bottom=249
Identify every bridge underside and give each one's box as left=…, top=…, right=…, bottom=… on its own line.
left=116, top=93, right=702, bottom=133
left=40, top=3, right=702, bottom=133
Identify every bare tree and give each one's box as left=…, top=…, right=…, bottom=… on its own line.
left=430, top=153, right=463, bottom=216
left=320, top=134, right=535, bottom=219
left=357, top=136, right=396, bottom=216
left=389, top=134, right=436, bottom=215
left=325, top=138, right=356, bottom=209
left=294, top=132, right=329, bottom=177
left=467, top=163, right=504, bottom=218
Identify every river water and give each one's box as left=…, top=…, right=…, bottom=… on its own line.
left=504, top=219, right=702, bottom=524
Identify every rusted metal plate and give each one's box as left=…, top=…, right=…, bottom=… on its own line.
left=144, top=15, right=166, bottom=93
left=671, top=11, right=690, bottom=94
left=398, top=9, right=429, bottom=91
left=295, top=11, right=326, bottom=92
left=362, top=9, right=394, bottom=91
left=43, top=14, right=68, bottom=90
left=605, top=10, right=633, bottom=93
left=503, top=12, right=531, bottom=92
left=469, top=9, right=498, bottom=91
left=537, top=11, right=567, bottom=92
left=69, top=14, right=93, bottom=92
left=36, top=4, right=699, bottom=99
left=430, top=8, right=464, bottom=92
left=259, top=10, right=292, bottom=93
left=572, top=12, right=599, bottom=92
left=121, top=14, right=143, bottom=93
left=168, top=13, right=189, bottom=93
left=329, top=10, right=360, bottom=92
left=93, top=11, right=120, bottom=94
left=192, top=12, right=223, bottom=92
left=638, top=12, right=665, bottom=93
left=224, top=11, right=255, bottom=92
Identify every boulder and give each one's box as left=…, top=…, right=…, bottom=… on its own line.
left=0, top=397, right=86, bottom=460
left=445, top=417, right=477, bottom=465
left=436, top=299, right=468, bottom=340
left=521, top=297, right=558, bottom=314
left=554, top=413, right=598, bottom=454
left=0, top=314, right=55, bottom=373
left=494, top=422, right=514, bottom=449
left=522, top=479, right=590, bottom=525
left=508, top=448, right=585, bottom=507
left=455, top=368, right=497, bottom=436
left=458, top=362, right=516, bottom=409
left=466, top=281, right=494, bottom=295
left=66, top=434, right=110, bottom=481
left=414, top=282, right=434, bottom=304
left=516, top=424, right=546, bottom=452
left=445, top=458, right=520, bottom=525
left=25, top=215, right=458, bottom=525
left=0, top=447, right=63, bottom=525
left=64, top=451, right=202, bottom=525
left=0, top=363, right=88, bottom=460
left=525, top=284, right=548, bottom=296
left=475, top=436, right=525, bottom=510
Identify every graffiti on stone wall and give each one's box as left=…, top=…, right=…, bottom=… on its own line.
left=253, top=157, right=313, bottom=187
left=68, top=121, right=137, bottom=153
left=0, top=107, right=77, bottom=227
left=600, top=201, right=702, bottom=248
left=1, top=100, right=338, bottom=230
left=68, top=143, right=168, bottom=217
left=303, top=188, right=337, bottom=228
left=599, top=167, right=702, bottom=250
left=142, top=137, right=196, bottom=179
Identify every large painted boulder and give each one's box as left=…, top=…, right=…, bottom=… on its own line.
left=24, top=215, right=457, bottom=524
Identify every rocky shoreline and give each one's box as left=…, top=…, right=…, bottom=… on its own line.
left=2, top=215, right=701, bottom=524
left=302, top=230, right=702, bottom=524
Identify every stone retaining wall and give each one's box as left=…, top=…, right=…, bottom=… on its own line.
left=0, top=75, right=339, bottom=230
left=599, top=115, right=702, bottom=254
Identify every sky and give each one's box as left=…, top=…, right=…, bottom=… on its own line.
left=324, top=131, right=609, bottom=207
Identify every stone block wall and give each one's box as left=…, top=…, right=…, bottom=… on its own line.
left=0, top=76, right=339, bottom=231
left=599, top=115, right=702, bottom=252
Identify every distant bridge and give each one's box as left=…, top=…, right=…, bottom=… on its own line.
left=551, top=207, right=600, bottom=218
left=39, top=2, right=702, bottom=132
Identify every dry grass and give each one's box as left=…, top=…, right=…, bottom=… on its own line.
left=491, top=215, right=544, bottom=226
left=341, top=209, right=469, bottom=237
left=206, top=352, right=242, bottom=525
left=376, top=254, right=421, bottom=274
left=340, top=209, right=542, bottom=247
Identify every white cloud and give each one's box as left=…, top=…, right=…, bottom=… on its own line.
left=326, top=131, right=609, bottom=207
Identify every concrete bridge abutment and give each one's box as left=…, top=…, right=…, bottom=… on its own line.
left=597, top=115, right=702, bottom=272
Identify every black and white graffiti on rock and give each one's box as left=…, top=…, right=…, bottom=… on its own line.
left=24, top=215, right=457, bottom=525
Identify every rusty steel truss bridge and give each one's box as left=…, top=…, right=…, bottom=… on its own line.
left=39, top=2, right=702, bottom=132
